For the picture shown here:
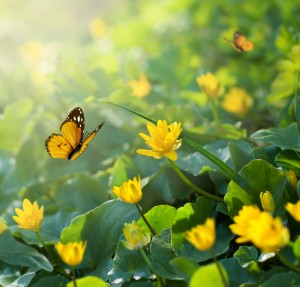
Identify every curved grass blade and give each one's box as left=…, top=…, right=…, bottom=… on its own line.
left=294, top=63, right=300, bottom=133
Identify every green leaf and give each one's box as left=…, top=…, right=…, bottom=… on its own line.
left=109, top=237, right=151, bottom=285
left=251, top=123, right=300, bottom=152
left=110, top=155, right=139, bottom=187
left=54, top=174, right=108, bottom=214
left=234, top=246, right=259, bottom=267
left=60, top=200, right=139, bottom=279
left=260, top=271, right=300, bottom=287
left=228, top=141, right=254, bottom=171
left=5, top=272, right=35, bottom=287
left=150, top=229, right=181, bottom=280
left=169, top=257, right=199, bottom=283
left=29, top=274, right=68, bottom=287
left=138, top=205, right=177, bottom=235
left=275, top=150, right=300, bottom=175
left=172, top=197, right=215, bottom=251
left=66, top=276, right=108, bottom=287
left=224, top=159, right=287, bottom=217
left=190, top=263, right=228, bottom=287
left=221, top=257, right=256, bottom=286
left=0, top=231, right=53, bottom=272
left=293, top=236, right=300, bottom=259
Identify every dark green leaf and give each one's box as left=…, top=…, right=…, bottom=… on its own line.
left=60, top=200, right=139, bottom=279
left=0, top=231, right=53, bottom=272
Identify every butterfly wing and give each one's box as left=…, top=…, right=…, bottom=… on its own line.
left=45, top=134, right=74, bottom=158
left=45, top=107, right=85, bottom=159
left=69, top=122, right=105, bottom=160
left=234, top=31, right=255, bottom=52
left=60, top=107, right=85, bottom=149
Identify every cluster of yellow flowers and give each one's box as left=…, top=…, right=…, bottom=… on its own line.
left=12, top=199, right=87, bottom=268
left=229, top=205, right=289, bottom=253
left=196, top=72, right=253, bottom=117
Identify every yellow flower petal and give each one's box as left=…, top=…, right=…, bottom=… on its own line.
left=56, top=241, right=87, bottom=267
left=112, top=175, right=142, bottom=203
left=137, top=120, right=182, bottom=161
left=12, top=199, right=44, bottom=232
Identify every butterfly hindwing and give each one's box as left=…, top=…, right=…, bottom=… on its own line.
left=70, top=122, right=105, bottom=160
left=45, top=134, right=74, bottom=158
left=45, top=107, right=104, bottom=160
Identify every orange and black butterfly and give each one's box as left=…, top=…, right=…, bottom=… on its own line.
left=224, top=31, right=255, bottom=52
left=45, top=107, right=104, bottom=160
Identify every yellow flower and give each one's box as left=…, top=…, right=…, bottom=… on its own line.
left=221, top=87, right=253, bottom=117
left=20, top=41, right=44, bottom=61
left=229, top=205, right=261, bottom=243
left=89, top=18, right=107, bottom=39
left=55, top=241, right=87, bottom=267
left=196, top=73, right=220, bottom=100
left=0, top=218, right=7, bottom=234
left=123, top=221, right=151, bottom=250
left=249, top=212, right=290, bottom=253
left=13, top=199, right=44, bottom=232
left=137, top=120, right=182, bottom=161
left=286, top=201, right=300, bottom=222
left=112, top=175, right=142, bottom=204
left=185, top=218, right=216, bottom=251
left=128, top=74, right=152, bottom=98
left=260, top=191, right=275, bottom=213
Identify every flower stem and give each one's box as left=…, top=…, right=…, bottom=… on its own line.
left=71, top=269, right=77, bottom=287
left=168, top=159, right=224, bottom=202
left=35, top=231, right=46, bottom=246
left=139, top=248, right=165, bottom=286
left=135, top=204, right=157, bottom=236
left=210, top=100, right=219, bottom=125
left=210, top=250, right=228, bottom=287
left=277, top=251, right=300, bottom=273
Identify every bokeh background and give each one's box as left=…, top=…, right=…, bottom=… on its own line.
left=1, top=0, right=300, bottom=223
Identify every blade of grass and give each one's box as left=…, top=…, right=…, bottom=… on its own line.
left=294, top=62, right=300, bottom=133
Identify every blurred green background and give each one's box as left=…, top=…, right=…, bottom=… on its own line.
left=1, top=0, right=300, bottom=222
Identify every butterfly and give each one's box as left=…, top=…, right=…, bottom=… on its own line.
left=45, top=107, right=104, bottom=160
left=224, top=31, right=255, bottom=52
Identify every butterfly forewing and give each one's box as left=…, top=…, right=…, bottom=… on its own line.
left=60, top=107, right=85, bottom=149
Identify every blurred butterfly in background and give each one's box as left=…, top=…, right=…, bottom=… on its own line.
left=224, top=31, right=255, bottom=52
left=45, top=107, right=104, bottom=160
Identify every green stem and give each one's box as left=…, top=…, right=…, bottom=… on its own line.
left=135, top=204, right=157, bottom=236
left=71, top=269, right=77, bottom=287
left=210, top=100, right=219, bottom=125
left=35, top=231, right=46, bottom=246
left=182, top=136, right=254, bottom=193
left=277, top=251, right=300, bottom=273
left=139, top=248, right=165, bottom=286
left=168, top=159, right=224, bottom=202
left=210, top=250, right=228, bottom=287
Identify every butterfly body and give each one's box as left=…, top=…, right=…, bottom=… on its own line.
left=224, top=31, right=255, bottom=52
left=45, top=107, right=104, bottom=160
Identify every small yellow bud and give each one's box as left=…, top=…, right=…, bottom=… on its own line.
left=123, top=221, right=151, bottom=250
left=260, top=191, right=275, bottom=213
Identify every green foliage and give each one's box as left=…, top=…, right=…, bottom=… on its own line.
left=1, top=0, right=300, bottom=286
